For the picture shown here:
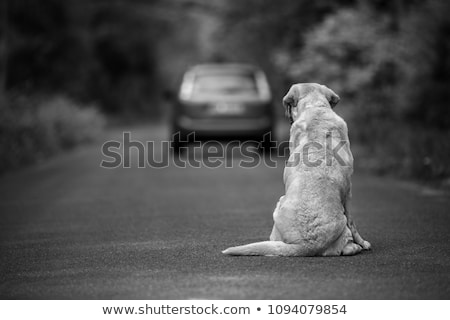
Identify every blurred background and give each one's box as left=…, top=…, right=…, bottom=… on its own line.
left=0, top=0, right=449, bottom=182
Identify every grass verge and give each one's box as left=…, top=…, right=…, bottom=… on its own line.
left=0, top=95, right=105, bottom=173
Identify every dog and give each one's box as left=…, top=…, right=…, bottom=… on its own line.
left=222, top=83, right=371, bottom=256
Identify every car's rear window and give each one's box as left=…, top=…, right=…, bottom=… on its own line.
left=192, top=73, right=259, bottom=98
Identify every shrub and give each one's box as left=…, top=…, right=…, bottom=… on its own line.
left=0, top=95, right=105, bottom=173
left=353, top=121, right=450, bottom=180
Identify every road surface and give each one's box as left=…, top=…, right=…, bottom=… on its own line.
left=0, top=124, right=449, bottom=299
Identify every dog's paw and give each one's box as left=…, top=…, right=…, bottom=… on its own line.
left=361, top=240, right=371, bottom=250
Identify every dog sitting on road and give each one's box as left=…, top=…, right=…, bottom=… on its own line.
left=223, top=83, right=371, bottom=256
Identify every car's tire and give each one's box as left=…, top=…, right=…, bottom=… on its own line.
left=171, top=127, right=186, bottom=154
left=258, top=129, right=274, bottom=155
left=171, top=139, right=181, bottom=154
left=259, top=139, right=274, bottom=155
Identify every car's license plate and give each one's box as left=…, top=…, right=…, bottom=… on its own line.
left=211, top=103, right=244, bottom=115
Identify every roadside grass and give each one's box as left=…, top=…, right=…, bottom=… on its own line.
left=351, top=120, right=450, bottom=183
left=0, top=95, right=105, bottom=173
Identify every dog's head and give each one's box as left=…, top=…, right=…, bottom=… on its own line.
left=282, top=83, right=340, bottom=124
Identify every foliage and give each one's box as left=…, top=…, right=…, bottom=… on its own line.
left=394, top=0, right=450, bottom=129
left=0, top=95, right=105, bottom=173
left=2, top=0, right=163, bottom=116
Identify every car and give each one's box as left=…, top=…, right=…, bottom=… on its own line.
left=170, top=63, right=274, bottom=153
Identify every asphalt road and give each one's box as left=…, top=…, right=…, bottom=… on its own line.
left=1, top=124, right=449, bottom=299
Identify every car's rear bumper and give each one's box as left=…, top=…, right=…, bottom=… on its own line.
left=174, top=116, right=273, bottom=138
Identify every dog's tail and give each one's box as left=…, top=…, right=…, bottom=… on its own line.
left=222, top=241, right=316, bottom=257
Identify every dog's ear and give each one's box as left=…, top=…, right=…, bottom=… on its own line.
left=282, top=86, right=299, bottom=124
left=321, top=85, right=340, bottom=108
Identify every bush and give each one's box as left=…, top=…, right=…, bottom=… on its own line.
left=353, top=121, right=450, bottom=180
left=0, top=95, right=105, bottom=173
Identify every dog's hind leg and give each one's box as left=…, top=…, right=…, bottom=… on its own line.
left=343, top=196, right=371, bottom=250
left=322, top=225, right=351, bottom=256
left=342, top=242, right=362, bottom=256
left=270, top=196, right=284, bottom=241
left=323, top=226, right=362, bottom=256
left=270, top=225, right=282, bottom=241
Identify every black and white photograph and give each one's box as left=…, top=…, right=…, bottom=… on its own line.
left=0, top=0, right=449, bottom=316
